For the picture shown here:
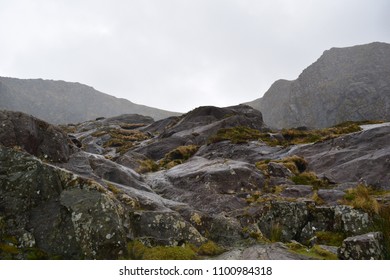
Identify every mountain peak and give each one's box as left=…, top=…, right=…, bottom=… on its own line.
left=248, top=42, right=390, bottom=128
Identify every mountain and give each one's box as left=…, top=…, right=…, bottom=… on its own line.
left=1, top=107, right=389, bottom=259
left=0, top=77, right=180, bottom=124
left=247, top=42, right=390, bottom=128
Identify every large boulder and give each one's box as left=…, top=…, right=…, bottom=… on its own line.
left=0, top=110, right=70, bottom=162
left=0, top=146, right=128, bottom=259
left=338, top=232, right=385, bottom=260
left=257, top=201, right=310, bottom=242
left=146, top=156, right=263, bottom=213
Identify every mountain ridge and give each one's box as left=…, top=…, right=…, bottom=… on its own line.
left=0, top=76, right=181, bottom=124
left=247, top=42, right=390, bottom=128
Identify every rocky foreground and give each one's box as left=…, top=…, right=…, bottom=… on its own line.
left=0, top=106, right=389, bottom=259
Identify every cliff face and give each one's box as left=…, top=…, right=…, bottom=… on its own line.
left=0, top=77, right=180, bottom=124
left=248, top=42, right=390, bottom=128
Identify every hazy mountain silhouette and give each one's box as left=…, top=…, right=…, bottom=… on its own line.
left=0, top=77, right=180, bottom=124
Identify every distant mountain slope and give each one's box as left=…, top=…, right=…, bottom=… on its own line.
left=247, top=42, right=390, bottom=128
left=0, top=77, right=180, bottom=124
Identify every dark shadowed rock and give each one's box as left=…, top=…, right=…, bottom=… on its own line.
left=0, top=110, right=70, bottom=162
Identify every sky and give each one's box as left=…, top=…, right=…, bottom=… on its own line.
left=0, top=0, right=389, bottom=113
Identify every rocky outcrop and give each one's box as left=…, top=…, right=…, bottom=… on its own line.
left=0, top=146, right=128, bottom=259
left=293, top=125, right=390, bottom=190
left=2, top=108, right=390, bottom=260
left=248, top=42, right=390, bottom=128
left=0, top=76, right=180, bottom=124
left=338, top=232, right=385, bottom=260
left=0, top=110, right=71, bottom=162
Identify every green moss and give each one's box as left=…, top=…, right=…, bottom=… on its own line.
left=126, top=241, right=197, bottom=260
left=287, top=243, right=338, bottom=260
left=137, top=159, right=160, bottom=174
left=0, top=243, right=19, bottom=255
left=99, top=128, right=150, bottom=155
left=25, top=247, right=49, bottom=260
left=160, top=145, right=199, bottom=169
left=106, top=182, right=121, bottom=195
left=127, top=240, right=147, bottom=259
left=291, top=171, right=330, bottom=189
left=126, top=240, right=226, bottom=260
left=267, top=121, right=371, bottom=147
left=315, top=231, right=345, bottom=247
left=208, top=126, right=263, bottom=144
left=197, top=241, right=225, bottom=256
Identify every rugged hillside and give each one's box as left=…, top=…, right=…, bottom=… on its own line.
left=0, top=77, right=180, bottom=124
left=247, top=42, right=390, bottom=128
left=1, top=108, right=389, bottom=260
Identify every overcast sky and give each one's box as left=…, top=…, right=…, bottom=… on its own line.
left=0, top=0, right=389, bottom=112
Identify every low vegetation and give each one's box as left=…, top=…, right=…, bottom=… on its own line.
left=291, top=171, right=331, bottom=190
left=315, top=231, right=345, bottom=247
left=126, top=240, right=224, bottom=260
left=341, top=184, right=390, bottom=258
left=101, top=128, right=150, bottom=155
left=287, top=243, right=338, bottom=260
left=137, top=145, right=199, bottom=173
left=137, top=159, right=160, bottom=174
left=160, top=145, right=199, bottom=169
left=341, top=184, right=380, bottom=214
left=208, top=121, right=381, bottom=147
left=255, top=155, right=308, bottom=176
left=208, top=126, right=264, bottom=144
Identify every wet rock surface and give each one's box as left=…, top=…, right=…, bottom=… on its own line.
left=293, top=125, right=390, bottom=190
left=1, top=108, right=390, bottom=260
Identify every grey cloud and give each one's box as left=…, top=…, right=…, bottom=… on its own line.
left=0, top=0, right=389, bottom=112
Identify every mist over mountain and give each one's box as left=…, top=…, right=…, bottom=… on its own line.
left=247, top=42, right=390, bottom=128
left=0, top=77, right=180, bottom=124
